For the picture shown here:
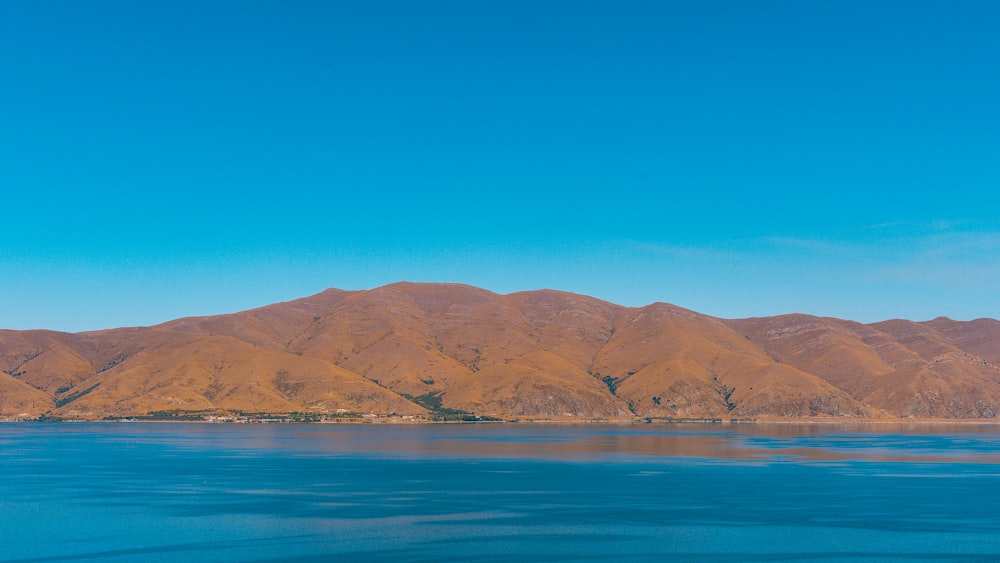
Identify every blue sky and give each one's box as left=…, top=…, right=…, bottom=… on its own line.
left=2, top=0, right=998, bottom=332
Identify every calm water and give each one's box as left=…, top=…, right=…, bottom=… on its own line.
left=3, top=423, right=1000, bottom=562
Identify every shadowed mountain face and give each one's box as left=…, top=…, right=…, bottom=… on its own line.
left=2, top=283, right=998, bottom=420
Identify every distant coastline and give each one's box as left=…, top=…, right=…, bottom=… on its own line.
left=6, top=414, right=1000, bottom=426
left=3, top=282, right=999, bottom=422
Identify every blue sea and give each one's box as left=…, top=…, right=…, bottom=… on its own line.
left=2, top=422, right=1000, bottom=562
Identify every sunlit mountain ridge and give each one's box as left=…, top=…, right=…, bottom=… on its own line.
left=3, top=282, right=999, bottom=420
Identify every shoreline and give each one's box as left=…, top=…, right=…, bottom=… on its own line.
left=5, top=415, right=1000, bottom=425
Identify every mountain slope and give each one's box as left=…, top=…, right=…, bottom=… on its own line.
left=730, top=315, right=1000, bottom=418
left=2, top=283, right=999, bottom=420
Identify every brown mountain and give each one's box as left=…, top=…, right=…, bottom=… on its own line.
left=2, top=282, right=998, bottom=420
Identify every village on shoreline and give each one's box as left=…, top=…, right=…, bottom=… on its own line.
left=6, top=411, right=1000, bottom=425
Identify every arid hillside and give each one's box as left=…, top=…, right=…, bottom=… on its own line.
left=2, top=282, right=998, bottom=420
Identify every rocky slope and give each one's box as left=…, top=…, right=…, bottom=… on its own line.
left=2, top=282, right=998, bottom=420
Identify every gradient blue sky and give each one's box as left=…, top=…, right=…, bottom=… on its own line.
left=2, top=0, right=998, bottom=332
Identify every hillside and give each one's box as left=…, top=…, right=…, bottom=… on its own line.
left=2, top=282, right=998, bottom=420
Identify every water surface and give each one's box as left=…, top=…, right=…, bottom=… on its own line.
left=2, top=422, right=1000, bottom=562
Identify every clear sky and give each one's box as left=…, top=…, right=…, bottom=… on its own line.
left=2, top=0, right=998, bottom=332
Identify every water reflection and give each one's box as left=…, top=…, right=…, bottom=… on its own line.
left=6, top=421, right=1000, bottom=463
left=4, top=423, right=1000, bottom=562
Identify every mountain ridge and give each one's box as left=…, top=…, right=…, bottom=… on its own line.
left=2, top=282, right=998, bottom=421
